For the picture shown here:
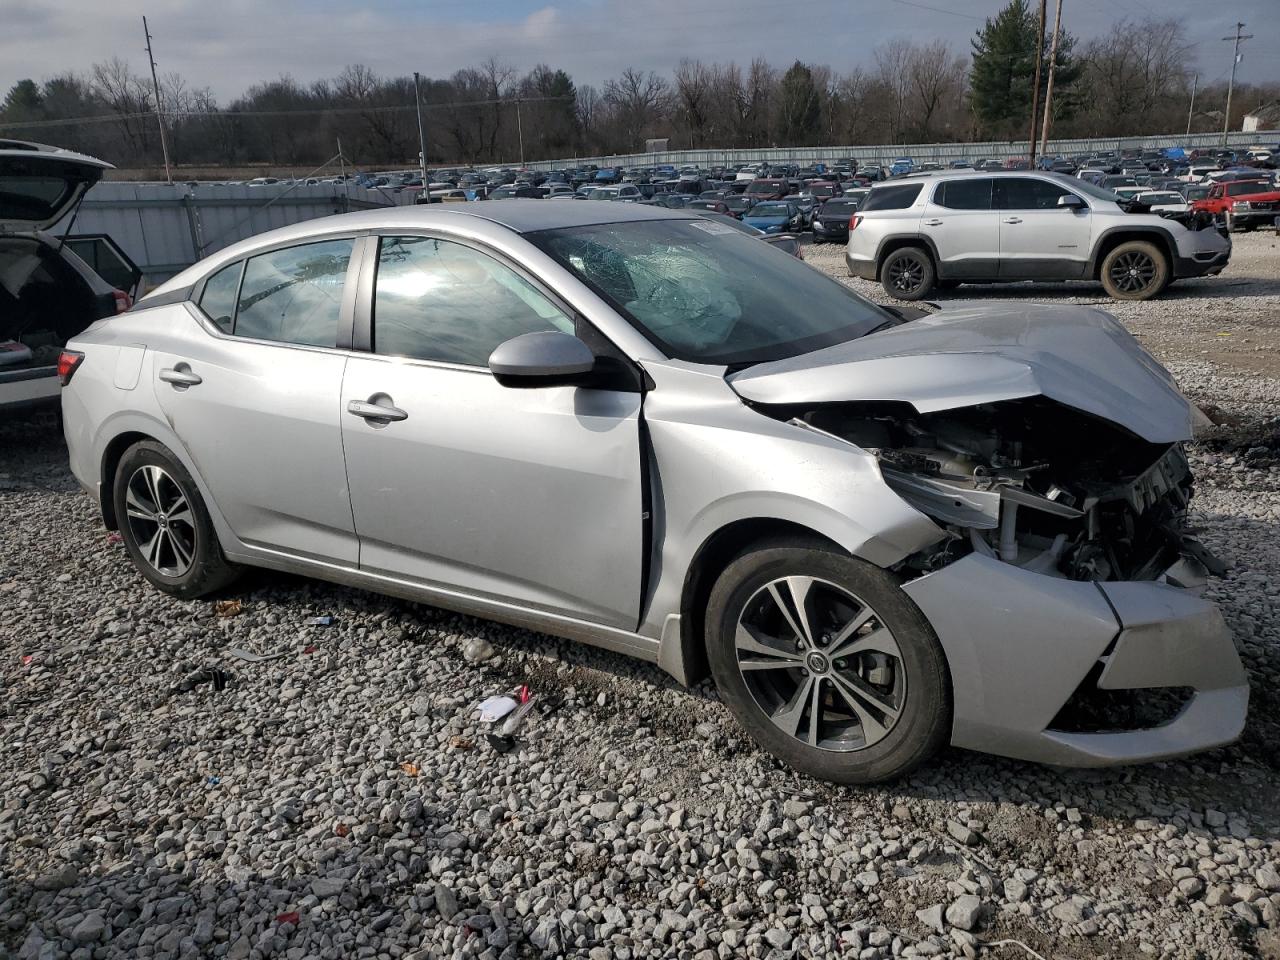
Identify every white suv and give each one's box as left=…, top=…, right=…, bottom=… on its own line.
left=845, top=171, right=1231, bottom=301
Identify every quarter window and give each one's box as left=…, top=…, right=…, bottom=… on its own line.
left=996, top=178, right=1074, bottom=210
left=234, top=239, right=354, bottom=347
left=934, top=179, right=994, bottom=210
left=198, top=261, right=242, bottom=333
left=372, top=236, right=574, bottom=367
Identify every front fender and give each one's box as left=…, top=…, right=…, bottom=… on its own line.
left=637, top=361, right=944, bottom=643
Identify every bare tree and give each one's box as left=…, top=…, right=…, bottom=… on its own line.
left=603, top=68, right=669, bottom=149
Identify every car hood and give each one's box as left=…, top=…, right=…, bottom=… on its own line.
left=728, top=302, right=1199, bottom=443
left=0, top=143, right=113, bottom=231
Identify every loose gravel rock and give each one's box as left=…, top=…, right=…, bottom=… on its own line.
left=1, top=233, right=1278, bottom=959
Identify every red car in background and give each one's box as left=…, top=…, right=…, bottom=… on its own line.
left=1191, top=179, right=1280, bottom=231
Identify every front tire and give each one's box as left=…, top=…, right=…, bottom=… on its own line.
left=880, top=247, right=936, bottom=301
left=705, top=541, right=951, bottom=784
left=113, top=440, right=239, bottom=599
left=1099, top=240, right=1169, bottom=300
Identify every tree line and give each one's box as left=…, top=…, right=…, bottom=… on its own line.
left=1, top=0, right=1276, bottom=173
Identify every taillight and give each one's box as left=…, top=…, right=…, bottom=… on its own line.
left=112, top=290, right=132, bottom=314
left=57, top=350, right=84, bottom=386
left=850, top=216, right=862, bottom=230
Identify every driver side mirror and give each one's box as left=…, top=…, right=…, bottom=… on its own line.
left=1057, top=193, right=1086, bottom=210
left=489, top=331, right=595, bottom=388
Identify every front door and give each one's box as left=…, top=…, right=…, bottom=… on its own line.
left=340, top=234, right=645, bottom=628
left=995, top=177, right=1093, bottom=279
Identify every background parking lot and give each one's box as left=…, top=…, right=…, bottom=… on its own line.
left=2, top=235, right=1279, bottom=960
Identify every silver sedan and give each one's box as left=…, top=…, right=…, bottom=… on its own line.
left=60, top=202, right=1247, bottom=783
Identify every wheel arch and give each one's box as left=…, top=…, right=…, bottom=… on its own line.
left=669, top=518, right=848, bottom=685
left=1088, top=226, right=1177, bottom=280
left=874, top=234, right=939, bottom=281
left=99, top=430, right=155, bottom=530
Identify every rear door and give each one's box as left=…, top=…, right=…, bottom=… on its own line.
left=919, top=178, right=999, bottom=279
left=995, top=177, right=1092, bottom=279
left=152, top=236, right=361, bottom=562
left=340, top=233, right=645, bottom=628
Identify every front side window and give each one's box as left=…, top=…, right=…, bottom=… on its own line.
left=996, top=178, right=1074, bottom=210
left=198, top=261, right=242, bottom=333
left=372, top=236, right=574, bottom=367
left=530, top=218, right=892, bottom=365
left=234, top=239, right=353, bottom=347
left=935, top=179, right=994, bottom=210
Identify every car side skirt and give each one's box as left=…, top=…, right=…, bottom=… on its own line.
left=221, top=541, right=666, bottom=671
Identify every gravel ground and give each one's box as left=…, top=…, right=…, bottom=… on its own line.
left=2, top=233, right=1278, bottom=960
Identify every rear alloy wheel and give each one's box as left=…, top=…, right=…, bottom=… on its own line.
left=706, top=542, right=951, bottom=784
left=1099, top=240, right=1169, bottom=301
left=113, top=440, right=239, bottom=598
left=880, top=247, right=935, bottom=301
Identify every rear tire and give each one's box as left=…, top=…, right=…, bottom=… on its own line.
left=880, top=247, right=936, bottom=301
left=113, top=440, right=239, bottom=599
left=1099, top=240, right=1169, bottom=300
left=705, top=540, right=951, bottom=784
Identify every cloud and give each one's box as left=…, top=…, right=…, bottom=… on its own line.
left=1, top=0, right=1276, bottom=105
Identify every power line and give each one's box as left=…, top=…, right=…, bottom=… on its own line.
left=888, top=0, right=987, bottom=20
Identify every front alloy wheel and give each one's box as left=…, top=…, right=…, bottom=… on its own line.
left=1099, top=240, right=1169, bottom=301
left=706, top=542, right=951, bottom=784
left=735, top=576, right=906, bottom=751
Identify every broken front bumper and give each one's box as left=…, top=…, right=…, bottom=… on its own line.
left=902, top=554, right=1248, bottom=767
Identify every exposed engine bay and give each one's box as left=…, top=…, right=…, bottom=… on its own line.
left=785, top=397, right=1224, bottom=585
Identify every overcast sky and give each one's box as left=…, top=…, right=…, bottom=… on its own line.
left=3, top=0, right=1278, bottom=103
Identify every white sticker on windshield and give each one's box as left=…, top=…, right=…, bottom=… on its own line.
left=686, top=219, right=737, bottom=236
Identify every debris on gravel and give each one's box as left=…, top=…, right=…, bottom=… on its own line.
left=1, top=234, right=1278, bottom=959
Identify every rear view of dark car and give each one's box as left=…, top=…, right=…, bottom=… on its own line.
left=746, top=178, right=790, bottom=201
left=811, top=198, right=861, bottom=244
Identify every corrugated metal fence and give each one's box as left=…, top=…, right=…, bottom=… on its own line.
left=525, top=129, right=1280, bottom=171
left=51, top=182, right=410, bottom=286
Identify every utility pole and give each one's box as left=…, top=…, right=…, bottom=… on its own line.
left=1027, top=0, right=1047, bottom=166
left=1039, top=0, right=1063, bottom=157
left=1186, top=73, right=1197, bottom=137
left=413, top=72, right=428, bottom=185
left=1221, top=23, right=1252, bottom=147
left=142, top=16, right=172, bottom=184
left=515, top=99, right=525, bottom=167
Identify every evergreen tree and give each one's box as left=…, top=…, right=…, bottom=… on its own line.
left=1, top=79, right=44, bottom=121
left=970, top=0, right=1078, bottom=138
left=778, top=61, right=821, bottom=145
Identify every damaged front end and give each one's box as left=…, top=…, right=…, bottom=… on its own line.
left=776, top=396, right=1249, bottom=767
left=794, top=396, right=1223, bottom=589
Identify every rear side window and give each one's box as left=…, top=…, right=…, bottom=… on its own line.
left=997, top=178, right=1073, bottom=210
left=934, top=179, right=993, bottom=210
left=860, top=183, right=923, bottom=211
left=372, top=236, right=574, bottom=367
left=234, top=239, right=353, bottom=347
left=198, top=261, right=242, bottom=333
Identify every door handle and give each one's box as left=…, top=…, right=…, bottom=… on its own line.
left=1003, top=217, right=1023, bottom=224
left=924, top=218, right=943, bottom=226
left=347, top=398, right=408, bottom=423
left=159, top=366, right=202, bottom=387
